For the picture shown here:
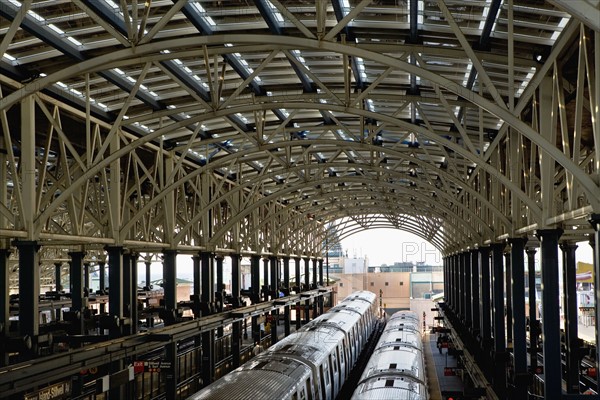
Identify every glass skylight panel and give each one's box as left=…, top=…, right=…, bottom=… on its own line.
left=7, top=0, right=21, bottom=7
left=27, top=10, right=45, bottom=22
left=266, top=0, right=284, bottom=24
left=236, top=113, right=249, bottom=123
left=356, top=57, right=367, bottom=81
left=191, top=2, right=216, bottom=27
left=341, top=0, right=351, bottom=16
left=48, top=24, right=64, bottom=35
left=551, top=17, right=570, bottom=40
left=3, top=53, right=16, bottom=62
left=281, top=108, right=289, bottom=117
left=479, top=0, right=503, bottom=31
left=366, top=99, right=374, bottom=112
left=67, top=37, right=83, bottom=46
left=515, top=67, right=536, bottom=97
left=407, top=1, right=424, bottom=24
left=113, top=68, right=125, bottom=75
left=462, top=62, right=473, bottom=86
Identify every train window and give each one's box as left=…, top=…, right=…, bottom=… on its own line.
left=331, top=353, right=337, bottom=372
left=306, top=378, right=313, bottom=400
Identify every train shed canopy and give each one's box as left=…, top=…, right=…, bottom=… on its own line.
left=0, top=0, right=599, bottom=277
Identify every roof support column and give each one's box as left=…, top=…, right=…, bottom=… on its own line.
left=490, top=242, right=506, bottom=398
left=263, top=257, right=269, bottom=302
left=250, top=254, right=261, bottom=344
left=470, top=249, right=480, bottom=335
left=192, top=254, right=200, bottom=319
left=478, top=247, right=492, bottom=352
left=15, top=241, right=40, bottom=358
left=69, top=251, right=86, bottom=336
left=504, top=250, right=512, bottom=346
left=560, top=241, right=580, bottom=394
left=589, top=214, right=600, bottom=380
left=312, top=258, right=318, bottom=318
left=283, top=257, right=291, bottom=337
left=145, top=258, right=152, bottom=289
left=304, top=257, right=310, bottom=324
left=460, top=253, right=466, bottom=320
left=0, top=249, right=10, bottom=366
left=216, top=255, right=225, bottom=338
left=526, top=246, right=538, bottom=374
left=451, top=254, right=457, bottom=314
left=463, top=251, right=472, bottom=327
left=318, top=259, right=324, bottom=315
left=269, top=255, right=278, bottom=344
left=508, top=237, right=527, bottom=399
left=122, top=251, right=132, bottom=334
left=535, top=228, right=563, bottom=400
left=106, top=246, right=124, bottom=338
left=163, top=249, right=177, bottom=316
left=129, top=253, right=138, bottom=335
left=318, top=259, right=324, bottom=286
left=201, top=250, right=215, bottom=386
left=53, top=262, right=62, bottom=322
left=98, top=260, right=106, bottom=314
left=294, top=257, right=302, bottom=330
left=231, top=253, right=242, bottom=368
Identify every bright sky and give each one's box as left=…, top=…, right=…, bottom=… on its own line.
left=340, top=228, right=443, bottom=266
left=340, top=228, right=595, bottom=268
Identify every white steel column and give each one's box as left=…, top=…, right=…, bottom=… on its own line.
left=22, top=95, right=36, bottom=238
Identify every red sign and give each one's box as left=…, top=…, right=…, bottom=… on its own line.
left=583, top=367, right=597, bottom=378
left=444, top=367, right=456, bottom=376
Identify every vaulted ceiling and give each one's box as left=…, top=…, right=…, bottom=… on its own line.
left=0, top=0, right=598, bottom=278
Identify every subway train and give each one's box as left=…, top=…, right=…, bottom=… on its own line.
left=187, top=291, right=379, bottom=400
left=351, top=310, right=428, bottom=399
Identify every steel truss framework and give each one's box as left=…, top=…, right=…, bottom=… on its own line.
left=0, top=0, right=598, bottom=284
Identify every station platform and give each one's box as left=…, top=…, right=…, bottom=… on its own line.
left=424, top=331, right=464, bottom=400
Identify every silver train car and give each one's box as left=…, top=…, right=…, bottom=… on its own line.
left=351, top=310, right=428, bottom=400
left=188, top=291, right=379, bottom=400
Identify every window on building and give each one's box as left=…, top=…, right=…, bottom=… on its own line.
left=339, top=283, right=343, bottom=287
left=385, top=282, right=389, bottom=286
left=400, top=282, right=404, bottom=286
left=370, top=282, right=374, bottom=286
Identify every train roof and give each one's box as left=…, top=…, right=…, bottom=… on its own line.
left=378, top=328, right=423, bottom=350
left=189, top=357, right=311, bottom=400
left=269, top=330, right=344, bottom=365
left=351, top=374, right=427, bottom=400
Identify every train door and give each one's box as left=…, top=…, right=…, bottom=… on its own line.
left=348, top=331, right=355, bottom=365
left=329, top=353, right=338, bottom=396
left=319, top=362, right=331, bottom=400
left=338, top=344, right=346, bottom=386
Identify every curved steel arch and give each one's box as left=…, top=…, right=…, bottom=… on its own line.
left=206, top=176, right=479, bottom=252
left=2, top=34, right=597, bottom=211
left=258, top=174, right=493, bottom=241
left=34, top=101, right=513, bottom=245
left=326, top=219, right=447, bottom=252
left=244, top=162, right=496, bottom=237
left=284, top=205, right=456, bottom=253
